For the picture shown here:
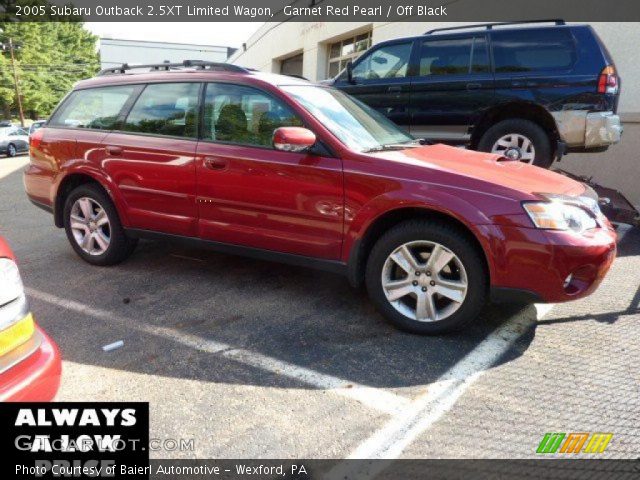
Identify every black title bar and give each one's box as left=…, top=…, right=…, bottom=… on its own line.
left=2, top=0, right=640, bottom=22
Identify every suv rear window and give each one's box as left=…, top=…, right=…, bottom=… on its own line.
left=50, top=85, right=135, bottom=130
left=492, top=29, right=577, bottom=73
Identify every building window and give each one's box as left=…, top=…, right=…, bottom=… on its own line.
left=280, top=53, right=304, bottom=78
left=327, top=31, right=372, bottom=79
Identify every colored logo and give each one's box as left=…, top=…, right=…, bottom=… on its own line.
left=537, top=432, right=613, bottom=454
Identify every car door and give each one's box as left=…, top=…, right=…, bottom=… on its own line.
left=195, top=82, right=343, bottom=260
left=101, top=82, right=201, bottom=237
left=410, top=34, right=494, bottom=143
left=335, top=40, right=414, bottom=132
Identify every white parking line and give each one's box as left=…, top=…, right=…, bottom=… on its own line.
left=25, top=288, right=410, bottom=416
left=328, top=304, right=548, bottom=479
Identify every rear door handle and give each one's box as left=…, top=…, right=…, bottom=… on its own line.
left=105, top=145, right=122, bottom=156
left=466, top=83, right=481, bottom=90
left=203, top=156, right=228, bottom=170
left=387, top=86, right=402, bottom=93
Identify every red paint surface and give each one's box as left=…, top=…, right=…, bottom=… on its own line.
left=0, top=237, right=62, bottom=402
left=24, top=71, right=617, bottom=303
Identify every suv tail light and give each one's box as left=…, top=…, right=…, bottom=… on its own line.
left=29, top=127, right=44, bottom=151
left=597, top=65, right=619, bottom=94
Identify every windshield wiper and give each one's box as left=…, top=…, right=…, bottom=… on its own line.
left=362, top=141, right=422, bottom=153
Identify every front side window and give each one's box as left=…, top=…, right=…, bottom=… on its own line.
left=203, top=83, right=302, bottom=147
left=122, top=83, right=200, bottom=138
left=282, top=85, right=414, bottom=152
left=492, top=29, right=577, bottom=73
left=352, top=42, right=412, bottom=81
left=50, top=85, right=136, bottom=130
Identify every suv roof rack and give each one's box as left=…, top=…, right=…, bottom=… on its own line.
left=425, top=19, right=565, bottom=34
left=97, top=60, right=250, bottom=76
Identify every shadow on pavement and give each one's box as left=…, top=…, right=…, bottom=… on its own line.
left=2, top=164, right=541, bottom=392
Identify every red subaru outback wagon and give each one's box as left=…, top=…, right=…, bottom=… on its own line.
left=24, top=61, right=617, bottom=334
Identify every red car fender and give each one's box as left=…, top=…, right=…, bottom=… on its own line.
left=53, top=162, right=132, bottom=228
left=342, top=188, right=498, bottom=283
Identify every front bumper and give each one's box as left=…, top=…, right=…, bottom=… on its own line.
left=0, top=326, right=61, bottom=401
left=481, top=224, right=617, bottom=303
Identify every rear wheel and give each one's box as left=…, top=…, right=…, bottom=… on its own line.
left=63, top=184, right=137, bottom=265
left=365, top=220, right=487, bottom=335
left=6, top=143, right=16, bottom=157
left=478, top=119, right=554, bottom=168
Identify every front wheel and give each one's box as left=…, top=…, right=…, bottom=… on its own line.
left=63, top=183, right=137, bottom=266
left=477, top=119, right=554, bottom=168
left=365, top=220, right=487, bottom=334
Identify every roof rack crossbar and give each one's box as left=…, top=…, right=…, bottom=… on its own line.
left=98, top=60, right=249, bottom=76
left=425, top=19, right=565, bottom=34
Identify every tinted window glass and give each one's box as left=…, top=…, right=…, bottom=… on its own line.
left=50, top=86, right=135, bottom=129
left=203, top=83, right=302, bottom=147
left=493, top=29, right=576, bottom=72
left=123, top=83, right=200, bottom=138
left=471, top=37, right=490, bottom=73
left=352, top=42, right=412, bottom=80
left=282, top=86, right=414, bottom=153
left=419, top=37, right=481, bottom=76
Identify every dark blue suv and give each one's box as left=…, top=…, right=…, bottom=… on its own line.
left=330, top=20, right=622, bottom=168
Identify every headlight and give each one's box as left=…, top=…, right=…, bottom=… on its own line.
left=523, top=195, right=599, bottom=233
left=0, top=258, right=25, bottom=306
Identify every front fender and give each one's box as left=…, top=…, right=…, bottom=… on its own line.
left=343, top=186, right=498, bottom=286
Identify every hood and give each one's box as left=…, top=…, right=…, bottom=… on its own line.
left=371, top=144, right=586, bottom=198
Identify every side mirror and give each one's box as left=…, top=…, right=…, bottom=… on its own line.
left=346, top=60, right=354, bottom=84
left=273, top=127, right=316, bottom=153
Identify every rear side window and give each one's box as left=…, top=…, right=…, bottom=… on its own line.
left=49, top=85, right=135, bottom=130
left=492, top=29, right=577, bottom=73
left=203, top=83, right=302, bottom=147
left=122, top=83, right=200, bottom=138
left=418, top=36, right=489, bottom=76
left=352, top=42, right=412, bottom=80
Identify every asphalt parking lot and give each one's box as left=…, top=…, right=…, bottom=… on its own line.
left=1, top=156, right=639, bottom=462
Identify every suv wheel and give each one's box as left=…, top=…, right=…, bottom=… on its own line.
left=478, top=119, right=553, bottom=168
left=365, top=220, right=487, bottom=335
left=63, top=183, right=137, bottom=265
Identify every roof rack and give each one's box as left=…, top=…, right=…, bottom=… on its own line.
left=425, top=19, right=565, bottom=34
left=97, top=60, right=250, bottom=76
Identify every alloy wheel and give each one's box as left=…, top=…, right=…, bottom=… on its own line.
left=7, top=144, right=16, bottom=157
left=491, top=133, right=535, bottom=163
left=381, top=241, right=468, bottom=322
left=70, top=197, right=111, bottom=255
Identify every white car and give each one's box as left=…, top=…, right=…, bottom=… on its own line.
left=0, top=127, right=29, bottom=157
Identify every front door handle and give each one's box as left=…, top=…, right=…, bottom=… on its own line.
left=387, top=86, right=402, bottom=93
left=466, top=83, right=481, bottom=90
left=105, top=145, right=122, bottom=156
left=203, top=156, right=228, bottom=170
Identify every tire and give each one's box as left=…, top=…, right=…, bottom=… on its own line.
left=477, top=119, right=554, bottom=168
left=365, top=220, right=487, bottom=335
left=6, top=143, right=16, bottom=157
left=63, top=183, right=137, bottom=266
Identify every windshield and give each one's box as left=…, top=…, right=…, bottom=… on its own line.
left=281, top=85, right=414, bottom=152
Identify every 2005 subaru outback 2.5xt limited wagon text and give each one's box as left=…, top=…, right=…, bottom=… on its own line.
left=24, top=61, right=617, bottom=334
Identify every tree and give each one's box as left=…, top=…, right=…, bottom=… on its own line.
left=0, top=21, right=99, bottom=119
